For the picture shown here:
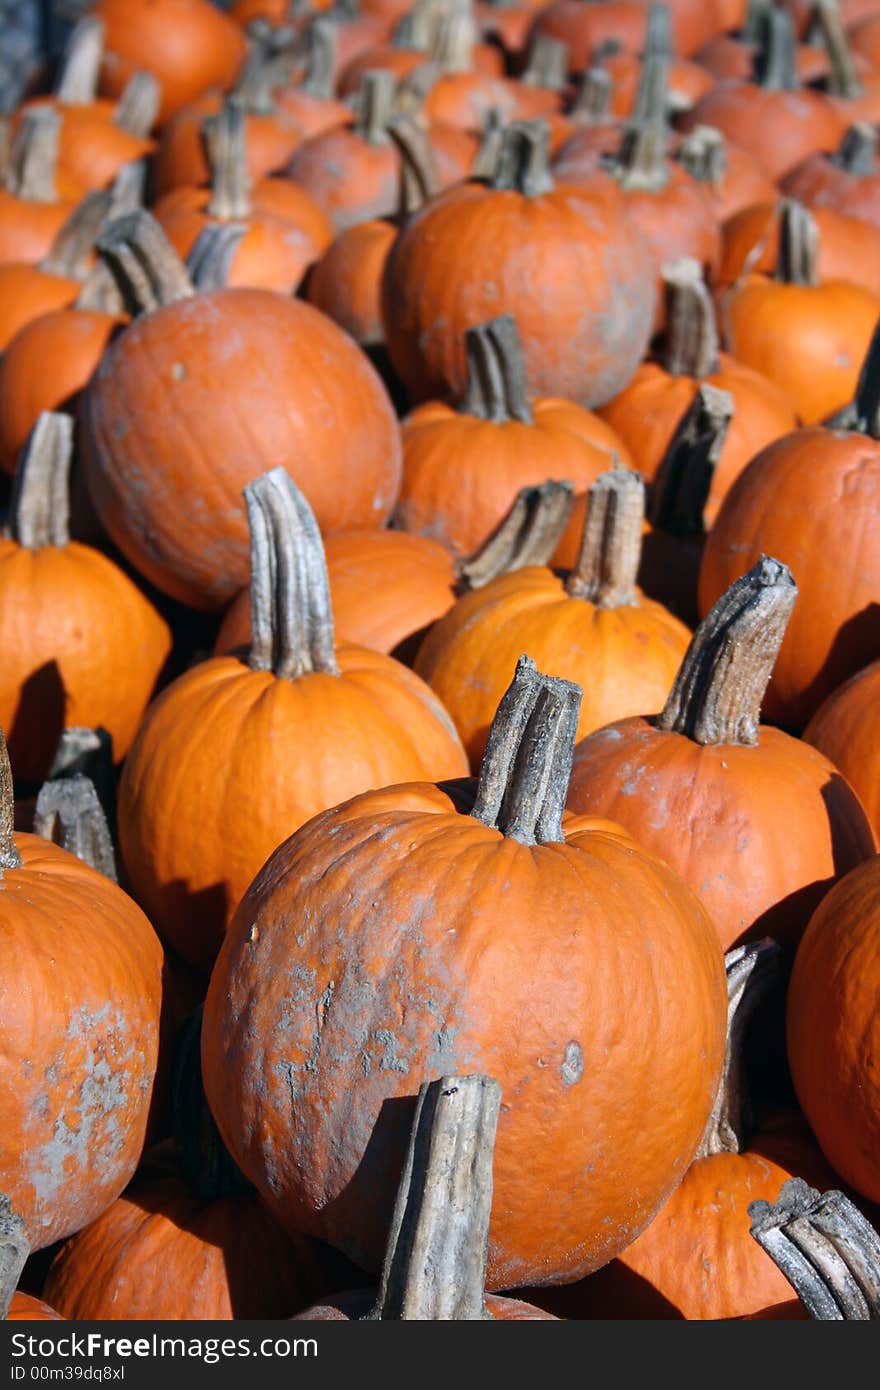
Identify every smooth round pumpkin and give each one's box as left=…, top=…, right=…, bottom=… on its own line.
left=804, top=660, right=880, bottom=841
left=304, top=219, right=397, bottom=346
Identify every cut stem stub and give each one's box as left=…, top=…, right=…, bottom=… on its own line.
left=458, top=482, right=574, bottom=590
left=566, top=462, right=644, bottom=608
left=649, top=383, right=733, bottom=538
left=7, top=412, right=73, bottom=550
left=460, top=315, right=533, bottom=424
left=34, top=775, right=118, bottom=882
left=0, top=1194, right=29, bottom=1320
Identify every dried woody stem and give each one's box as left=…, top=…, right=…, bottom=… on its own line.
left=566, top=463, right=644, bottom=607
left=826, top=315, right=880, bottom=436
left=815, top=0, right=862, bottom=100
left=460, top=315, right=533, bottom=424
left=470, top=107, right=504, bottom=180
left=749, top=1178, right=880, bottom=1319
left=34, top=775, right=118, bottom=882
left=697, top=940, right=783, bottom=1158
left=660, top=258, right=721, bottom=378
left=614, top=55, right=669, bottom=193
left=205, top=101, right=251, bottom=221
left=649, top=384, right=733, bottom=537
left=244, top=468, right=339, bottom=681
left=471, top=654, right=582, bottom=845
left=114, top=72, right=161, bottom=139
left=5, top=107, right=60, bottom=202
left=776, top=200, right=819, bottom=286
left=6, top=412, right=73, bottom=550
left=752, top=5, right=798, bottom=90
left=677, top=126, right=727, bottom=186
left=365, top=1075, right=502, bottom=1320
left=832, top=122, right=877, bottom=173
left=522, top=37, right=569, bottom=92
left=657, top=555, right=798, bottom=745
left=430, top=0, right=477, bottom=76
left=491, top=120, right=555, bottom=197
left=355, top=70, right=396, bottom=146
left=0, top=1195, right=29, bottom=1319
left=300, top=18, right=338, bottom=99
left=387, top=117, right=440, bottom=216
left=458, top=482, right=574, bottom=589
left=55, top=16, right=104, bottom=106
left=187, top=222, right=248, bottom=290
left=95, top=211, right=195, bottom=315
left=571, top=68, right=613, bottom=124
left=39, top=188, right=114, bottom=279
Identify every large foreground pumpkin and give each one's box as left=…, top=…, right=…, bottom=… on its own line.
left=202, top=655, right=727, bottom=1288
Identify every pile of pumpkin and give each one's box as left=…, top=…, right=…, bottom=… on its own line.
left=1, top=0, right=880, bottom=1323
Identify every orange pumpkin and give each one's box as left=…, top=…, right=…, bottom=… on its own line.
left=674, top=125, right=778, bottom=227
left=81, top=211, right=402, bottom=610
left=152, top=87, right=303, bottom=197
left=304, top=218, right=397, bottom=346
left=0, top=109, right=82, bottom=265
left=118, top=469, right=468, bottom=974
left=804, top=660, right=880, bottom=841
left=718, top=195, right=880, bottom=300
left=201, top=655, right=727, bottom=1287
left=782, top=122, right=880, bottom=232
left=567, top=558, right=877, bottom=951
left=415, top=464, right=692, bottom=767
left=272, top=18, right=353, bottom=139
left=0, top=414, right=171, bottom=786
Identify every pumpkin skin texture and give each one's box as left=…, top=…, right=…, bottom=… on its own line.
left=787, top=856, right=880, bottom=1203
left=201, top=783, right=727, bottom=1288
left=804, top=661, right=880, bottom=841
left=698, top=430, right=880, bottom=730
left=7, top=1293, right=64, bottom=1320
left=0, top=834, right=163, bottom=1250
left=81, top=288, right=402, bottom=610
left=0, top=265, right=81, bottom=353
left=304, top=219, right=396, bottom=346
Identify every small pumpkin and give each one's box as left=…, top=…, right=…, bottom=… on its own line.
left=674, top=125, right=778, bottom=224
left=803, top=659, right=880, bottom=841
left=0, top=109, right=82, bottom=265
left=782, top=122, right=880, bottom=232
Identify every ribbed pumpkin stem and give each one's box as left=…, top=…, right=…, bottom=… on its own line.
left=471, top=654, right=582, bottom=845
left=615, top=56, right=669, bottom=192
left=175, top=1008, right=254, bottom=1199
left=571, top=67, right=612, bottom=123
left=816, top=0, right=862, bottom=99
left=40, top=187, right=113, bottom=279
left=644, top=2, right=673, bottom=58
left=205, top=101, right=252, bottom=220
left=355, top=70, right=396, bottom=145
left=96, top=210, right=195, bottom=315
left=832, top=122, right=877, bottom=174
left=749, top=1179, right=880, bottom=1319
left=697, top=940, right=783, bottom=1158
left=753, top=6, right=798, bottom=90
left=7, top=412, right=72, bottom=550
left=491, top=120, right=554, bottom=196
left=245, top=468, right=339, bottom=681
left=110, top=160, right=147, bottom=217
left=776, top=200, right=820, bottom=286
left=0, top=724, right=21, bottom=875
left=470, top=106, right=504, bottom=179
left=460, top=315, right=533, bottom=423
left=366, top=1075, right=501, bottom=1320
left=660, top=258, right=721, bottom=378
left=826, top=316, right=880, bottom=436
left=55, top=15, right=104, bottom=106
left=388, top=117, right=439, bottom=215
left=566, top=463, right=644, bottom=607
left=48, top=726, right=116, bottom=831
left=0, top=1195, right=29, bottom=1319
left=34, top=775, right=117, bottom=882
left=187, top=222, right=248, bottom=289
left=458, top=481, right=574, bottom=589
left=657, top=555, right=798, bottom=746
left=741, top=0, right=772, bottom=44
left=114, top=71, right=161, bottom=139
left=301, top=17, right=338, bottom=99
left=234, top=44, right=278, bottom=116
left=677, top=125, right=727, bottom=186
left=6, top=107, right=59, bottom=202
left=649, top=383, right=733, bottom=537
left=522, top=37, right=569, bottom=91
left=431, top=0, right=477, bottom=75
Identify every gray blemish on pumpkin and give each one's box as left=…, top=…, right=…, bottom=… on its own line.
left=561, top=1041, right=584, bottom=1086
left=275, top=978, right=335, bottom=1105
left=372, top=1029, right=410, bottom=1073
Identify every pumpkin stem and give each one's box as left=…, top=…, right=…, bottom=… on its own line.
left=649, top=384, right=733, bottom=537
left=0, top=1194, right=29, bottom=1320
left=300, top=18, right=338, bottom=99
left=187, top=221, right=248, bottom=290
left=491, top=120, right=555, bottom=197
left=48, top=726, right=116, bottom=832
left=204, top=101, right=252, bottom=221
left=470, top=106, right=505, bottom=179
left=365, top=1075, right=500, bottom=1320
left=752, top=6, right=798, bottom=91
left=110, top=159, right=147, bottom=217
left=657, top=555, right=797, bottom=745
left=749, top=1179, right=880, bottom=1319
left=233, top=44, right=278, bottom=116
left=0, top=724, right=22, bottom=874
left=522, top=37, right=569, bottom=92
left=114, top=71, right=161, bottom=139
left=5, top=107, right=60, bottom=203
left=34, top=775, right=118, bottom=882
left=815, top=0, right=863, bottom=100
left=6, top=412, right=72, bottom=551
left=460, top=314, right=533, bottom=424
left=74, top=260, right=126, bottom=314
left=244, top=468, right=339, bottom=681
left=38, top=187, right=113, bottom=279
left=826, top=315, right=880, bottom=436
left=393, top=0, right=436, bottom=51
left=458, top=481, right=575, bottom=589
left=697, top=940, right=784, bottom=1158
left=388, top=117, right=440, bottom=216
left=614, top=57, right=669, bottom=192
left=832, top=121, right=877, bottom=174
left=354, top=70, right=396, bottom=146
left=571, top=67, right=613, bottom=124
left=95, top=210, right=195, bottom=315
left=566, top=462, right=644, bottom=607
left=741, top=0, right=772, bottom=44
left=677, top=125, right=727, bottom=186
left=173, top=1007, right=254, bottom=1199
left=471, top=654, right=582, bottom=845
left=776, top=200, right=820, bottom=287
left=660, top=258, right=721, bottom=378
left=430, top=1, right=477, bottom=76
left=644, top=2, right=673, bottom=57
left=55, top=15, right=104, bottom=106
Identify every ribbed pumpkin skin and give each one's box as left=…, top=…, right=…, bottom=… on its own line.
left=81, top=289, right=402, bottom=610
left=7, top=1293, right=63, bottom=1320
left=698, top=430, right=880, bottom=730
left=0, top=836, right=163, bottom=1250
left=202, top=785, right=726, bottom=1289
left=397, top=401, right=632, bottom=559
left=42, top=1162, right=355, bottom=1320
left=0, top=541, right=171, bottom=785
left=117, top=650, right=468, bottom=974
left=787, top=857, right=880, bottom=1203
left=804, top=661, right=880, bottom=841
left=380, top=179, right=656, bottom=409
left=414, top=568, right=691, bottom=768
left=567, top=717, right=877, bottom=951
